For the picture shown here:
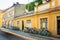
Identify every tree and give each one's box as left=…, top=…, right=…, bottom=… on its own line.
left=26, top=2, right=35, bottom=11
left=35, top=0, right=42, bottom=5
left=26, top=0, right=42, bottom=12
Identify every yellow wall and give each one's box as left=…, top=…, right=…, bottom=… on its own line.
left=37, top=10, right=60, bottom=36
left=14, top=15, right=38, bottom=30
left=0, top=11, right=3, bottom=28
left=14, top=0, right=60, bottom=36
left=14, top=10, right=60, bottom=36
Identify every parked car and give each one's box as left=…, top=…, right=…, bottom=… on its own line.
left=2, top=25, right=8, bottom=28
left=12, top=26, right=20, bottom=31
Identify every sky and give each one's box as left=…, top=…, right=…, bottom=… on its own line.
left=0, top=0, right=34, bottom=10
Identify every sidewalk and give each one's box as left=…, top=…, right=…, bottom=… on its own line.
left=0, top=28, right=60, bottom=40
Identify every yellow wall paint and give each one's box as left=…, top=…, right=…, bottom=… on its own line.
left=14, top=10, right=60, bottom=36
left=0, top=0, right=58, bottom=36
left=38, top=11, right=60, bottom=36
left=0, top=11, right=3, bottom=28
left=13, top=0, right=60, bottom=36
left=14, top=15, right=36, bottom=30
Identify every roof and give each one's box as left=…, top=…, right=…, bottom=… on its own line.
left=3, top=3, right=25, bottom=12
left=0, top=9, right=3, bottom=12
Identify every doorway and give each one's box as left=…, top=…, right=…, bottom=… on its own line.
left=22, top=21, right=24, bottom=31
left=57, top=16, right=60, bottom=35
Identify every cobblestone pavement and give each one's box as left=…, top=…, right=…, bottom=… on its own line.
left=0, top=28, right=60, bottom=40
left=0, top=34, right=8, bottom=40
left=0, top=31, right=26, bottom=40
left=0, top=31, right=60, bottom=40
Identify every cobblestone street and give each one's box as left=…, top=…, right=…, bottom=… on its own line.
left=0, top=28, right=60, bottom=40
left=0, top=31, right=26, bottom=40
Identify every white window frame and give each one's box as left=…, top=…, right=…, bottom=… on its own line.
left=39, top=16, right=49, bottom=29
left=52, top=1, right=55, bottom=7
left=26, top=20, right=32, bottom=28
left=38, top=3, right=50, bottom=11
left=58, top=0, right=60, bottom=5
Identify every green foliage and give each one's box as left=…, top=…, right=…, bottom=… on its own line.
left=26, top=0, right=42, bottom=11
left=26, top=2, right=35, bottom=11
left=35, top=0, right=42, bottom=5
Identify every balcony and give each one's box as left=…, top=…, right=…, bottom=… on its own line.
left=36, top=0, right=60, bottom=14
left=38, top=2, right=50, bottom=11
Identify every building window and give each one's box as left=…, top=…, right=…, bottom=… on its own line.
left=10, top=20, right=13, bottom=27
left=26, top=20, right=32, bottom=28
left=17, top=21, right=19, bottom=26
left=52, top=1, right=55, bottom=7
left=58, top=0, right=60, bottom=5
left=40, top=18, right=48, bottom=29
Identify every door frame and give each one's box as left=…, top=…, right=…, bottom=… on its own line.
left=22, top=20, right=24, bottom=30
left=55, top=15, right=60, bottom=35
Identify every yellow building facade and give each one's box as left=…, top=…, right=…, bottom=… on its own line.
left=0, top=10, right=3, bottom=28
left=14, top=0, right=60, bottom=36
